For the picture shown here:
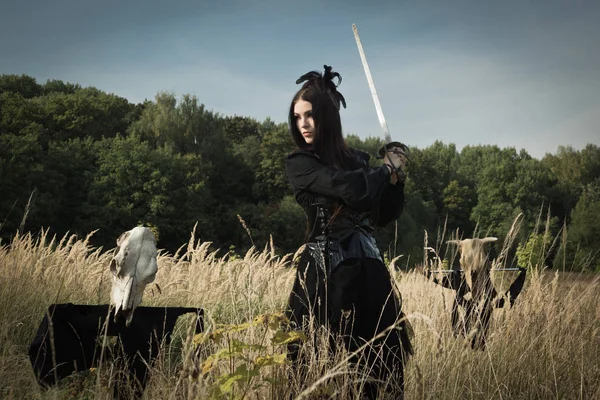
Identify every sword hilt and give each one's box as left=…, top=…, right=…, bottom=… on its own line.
left=377, top=141, right=410, bottom=178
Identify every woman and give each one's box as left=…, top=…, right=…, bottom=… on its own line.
left=284, top=65, right=412, bottom=399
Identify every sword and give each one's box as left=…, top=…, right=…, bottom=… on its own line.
left=352, top=23, right=391, bottom=143
left=433, top=268, right=524, bottom=273
left=352, top=23, right=410, bottom=167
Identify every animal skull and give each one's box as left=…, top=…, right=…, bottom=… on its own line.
left=110, top=226, right=158, bottom=326
left=447, top=237, right=497, bottom=298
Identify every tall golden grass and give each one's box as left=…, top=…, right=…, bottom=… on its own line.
left=1, top=222, right=599, bottom=399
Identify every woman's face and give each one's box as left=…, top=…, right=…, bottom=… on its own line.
left=294, top=99, right=314, bottom=144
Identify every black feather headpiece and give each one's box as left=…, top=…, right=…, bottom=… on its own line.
left=296, top=65, right=347, bottom=110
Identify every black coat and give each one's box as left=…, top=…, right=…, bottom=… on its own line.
left=284, top=148, right=412, bottom=398
left=285, top=149, right=405, bottom=268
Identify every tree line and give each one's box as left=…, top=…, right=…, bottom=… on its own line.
left=1, top=74, right=598, bottom=271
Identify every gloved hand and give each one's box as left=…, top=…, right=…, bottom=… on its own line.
left=379, top=141, right=410, bottom=182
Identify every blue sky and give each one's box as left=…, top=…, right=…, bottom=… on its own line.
left=1, top=0, right=598, bottom=158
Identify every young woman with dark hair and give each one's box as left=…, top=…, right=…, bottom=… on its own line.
left=284, top=65, right=412, bottom=399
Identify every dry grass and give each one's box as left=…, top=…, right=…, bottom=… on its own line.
left=1, top=224, right=599, bottom=399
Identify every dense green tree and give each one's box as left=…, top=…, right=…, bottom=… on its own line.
left=223, top=115, right=261, bottom=143
left=32, top=88, right=134, bottom=141
left=470, top=147, right=520, bottom=235
left=42, top=138, right=98, bottom=234
left=43, top=79, right=81, bottom=95
left=510, top=154, right=557, bottom=229
left=392, top=178, right=437, bottom=266
left=0, top=92, right=44, bottom=136
left=0, top=74, right=43, bottom=98
left=345, top=134, right=385, bottom=167
left=1, top=73, right=597, bottom=270
left=262, top=195, right=306, bottom=254
left=442, top=180, right=477, bottom=235
left=407, top=141, right=459, bottom=214
left=82, top=135, right=214, bottom=250
left=567, top=180, right=600, bottom=271
left=456, top=145, right=489, bottom=187
left=254, top=122, right=295, bottom=201
left=232, top=135, right=261, bottom=172
left=542, top=144, right=600, bottom=224
left=516, top=231, right=554, bottom=270
left=0, top=126, right=45, bottom=238
left=129, top=92, right=226, bottom=157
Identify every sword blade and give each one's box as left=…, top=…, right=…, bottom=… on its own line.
left=433, top=268, right=523, bottom=273
left=352, top=23, right=391, bottom=143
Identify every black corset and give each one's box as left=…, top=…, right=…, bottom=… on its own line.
left=308, top=202, right=383, bottom=272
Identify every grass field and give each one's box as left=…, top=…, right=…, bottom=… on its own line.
left=1, top=227, right=599, bottom=399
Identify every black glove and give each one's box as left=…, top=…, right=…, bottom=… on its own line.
left=378, top=141, right=410, bottom=178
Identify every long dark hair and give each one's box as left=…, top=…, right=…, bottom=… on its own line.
left=288, top=65, right=355, bottom=169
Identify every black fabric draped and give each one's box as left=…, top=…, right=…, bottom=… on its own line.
left=284, top=148, right=412, bottom=399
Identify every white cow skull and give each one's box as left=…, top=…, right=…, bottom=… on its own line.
left=447, top=237, right=497, bottom=298
left=110, top=226, right=158, bottom=326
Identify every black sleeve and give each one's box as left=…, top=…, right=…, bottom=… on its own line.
left=370, top=180, right=405, bottom=226
left=284, top=151, right=391, bottom=212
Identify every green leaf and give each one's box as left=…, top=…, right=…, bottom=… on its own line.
left=254, top=353, right=288, bottom=367
left=271, top=330, right=307, bottom=345
left=217, top=364, right=260, bottom=394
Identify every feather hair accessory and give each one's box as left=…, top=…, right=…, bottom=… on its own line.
left=295, top=65, right=347, bottom=110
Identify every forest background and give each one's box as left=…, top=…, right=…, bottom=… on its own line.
left=1, top=73, right=599, bottom=271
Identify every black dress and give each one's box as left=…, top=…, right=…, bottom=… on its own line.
left=284, top=148, right=413, bottom=398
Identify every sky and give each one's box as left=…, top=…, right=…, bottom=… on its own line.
left=1, top=0, right=599, bottom=159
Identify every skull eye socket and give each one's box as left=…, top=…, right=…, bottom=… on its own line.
left=110, top=258, right=118, bottom=275
left=110, top=246, right=128, bottom=276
